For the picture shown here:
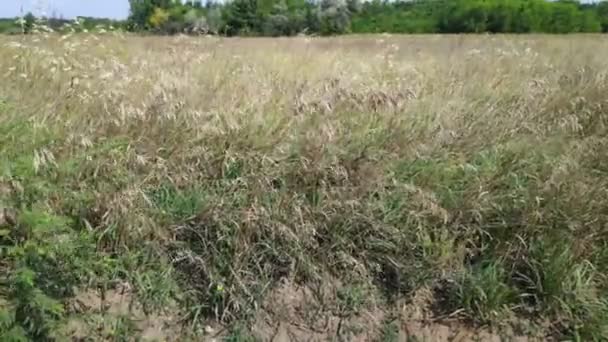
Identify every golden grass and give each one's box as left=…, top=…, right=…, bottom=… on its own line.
left=1, top=33, right=608, bottom=340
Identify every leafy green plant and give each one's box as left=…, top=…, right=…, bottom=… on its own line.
left=9, top=267, right=64, bottom=340
left=0, top=206, right=113, bottom=339
left=379, top=319, right=399, bottom=342
left=122, top=249, right=181, bottom=314
left=337, top=284, right=368, bottom=316
left=148, top=184, right=206, bottom=221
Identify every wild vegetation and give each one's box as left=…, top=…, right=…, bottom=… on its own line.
left=1, top=0, right=608, bottom=35
left=1, top=32, right=608, bottom=340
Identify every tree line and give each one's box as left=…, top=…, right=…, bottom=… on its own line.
left=1, top=0, right=608, bottom=35
left=126, top=0, right=608, bottom=35
left=127, top=0, right=608, bottom=35
left=0, top=14, right=125, bottom=34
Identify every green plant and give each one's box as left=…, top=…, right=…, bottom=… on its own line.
left=122, top=249, right=181, bottom=314
left=337, top=284, right=367, bottom=316
left=0, top=207, right=107, bottom=340
left=107, top=315, right=139, bottom=342
left=224, top=323, right=258, bottom=342
left=451, top=261, right=517, bottom=322
left=379, top=319, right=399, bottom=342
left=9, top=267, right=64, bottom=340
left=516, top=238, right=606, bottom=333
left=148, top=184, right=206, bottom=221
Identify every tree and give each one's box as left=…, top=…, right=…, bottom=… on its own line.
left=304, top=2, right=320, bottom=33
left=263, top=0, right=290, bottom=36
left=184, top=9, right=207, bottom=33
left=318, top=0, right=351, bottom=35
left=346, top=0, right=361, bottom=15
left=548, top=1, right=581, bottom=33
left=223, top=0, right=260, bottom=36
left=487, top=2, right=515, bottom=33
left=124, top=0, right=604, bottom=36
left=23, top=12, right=36, bottom=34
left=187, top=0, right=203, bottom=8
left=165, top=4, right=189, bottom=33
left=579, top=10, right=601, bottom=33
left=148, top=7, right=170, bottom=30
left=206, top=6, right=224, bottom=34
left=128, top=0, right=174, bottom=30
left=597, top=1, right=608, bottom=32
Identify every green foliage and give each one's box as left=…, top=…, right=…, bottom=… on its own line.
left=510, top=238, right=608, bottom=339
left=262, top=0, right=308, bottom=36
left=0, top=19, right=14, bottom=34
left=317, top=0, right=352, bottom=35
left=128, top=0, right=174, bottom=30
left=337, top=284, right=368, bottom=314
left=223, top=0, right=261, bottom=36
left=10, top=268, right=64, bottom=339
left=149, top=7, right=170, bottom=30
left=598, top=1, right=608, bottom=32
left=451, top=261, right=517, bottom=322
left=0, top=204, right=114, bottom=340
left=0, top=110, right=123, bottom=340
left=148, top=184, right=206, bottom=221
left=0, top=320, right=29, bottom=342
left=517, top=239, right=601, bottom=316
left=224, top=324, right=258, bottom=342
left=21, top=13, right=36, bottom=34
left=435, top=0, right=600, bottom=34
left=379, top=320, right=400, bottom=342
left=118, top=246, right=181, bottom=314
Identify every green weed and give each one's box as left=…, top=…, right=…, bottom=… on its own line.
left=379, top=320, right=400, bottom=342
left=450, top=261, right=517, bottom=322
left=148, top=184, right=207, bottom=221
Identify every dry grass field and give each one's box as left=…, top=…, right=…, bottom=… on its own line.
left=1, top=33, right=608, bottom=341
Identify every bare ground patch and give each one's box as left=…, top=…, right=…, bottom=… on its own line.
left=248, top=280, right=542, bottom=342
left=63, top=282, right=184, bottom=341
left=59, top=280, right=544, bottom=341
left=251, top=278, right=386, bottom=341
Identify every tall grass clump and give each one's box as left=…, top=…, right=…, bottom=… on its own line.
left=1, top=33, right=608, bottom=339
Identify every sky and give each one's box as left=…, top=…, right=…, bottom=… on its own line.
left=1, top=0, right=131, bottom=19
